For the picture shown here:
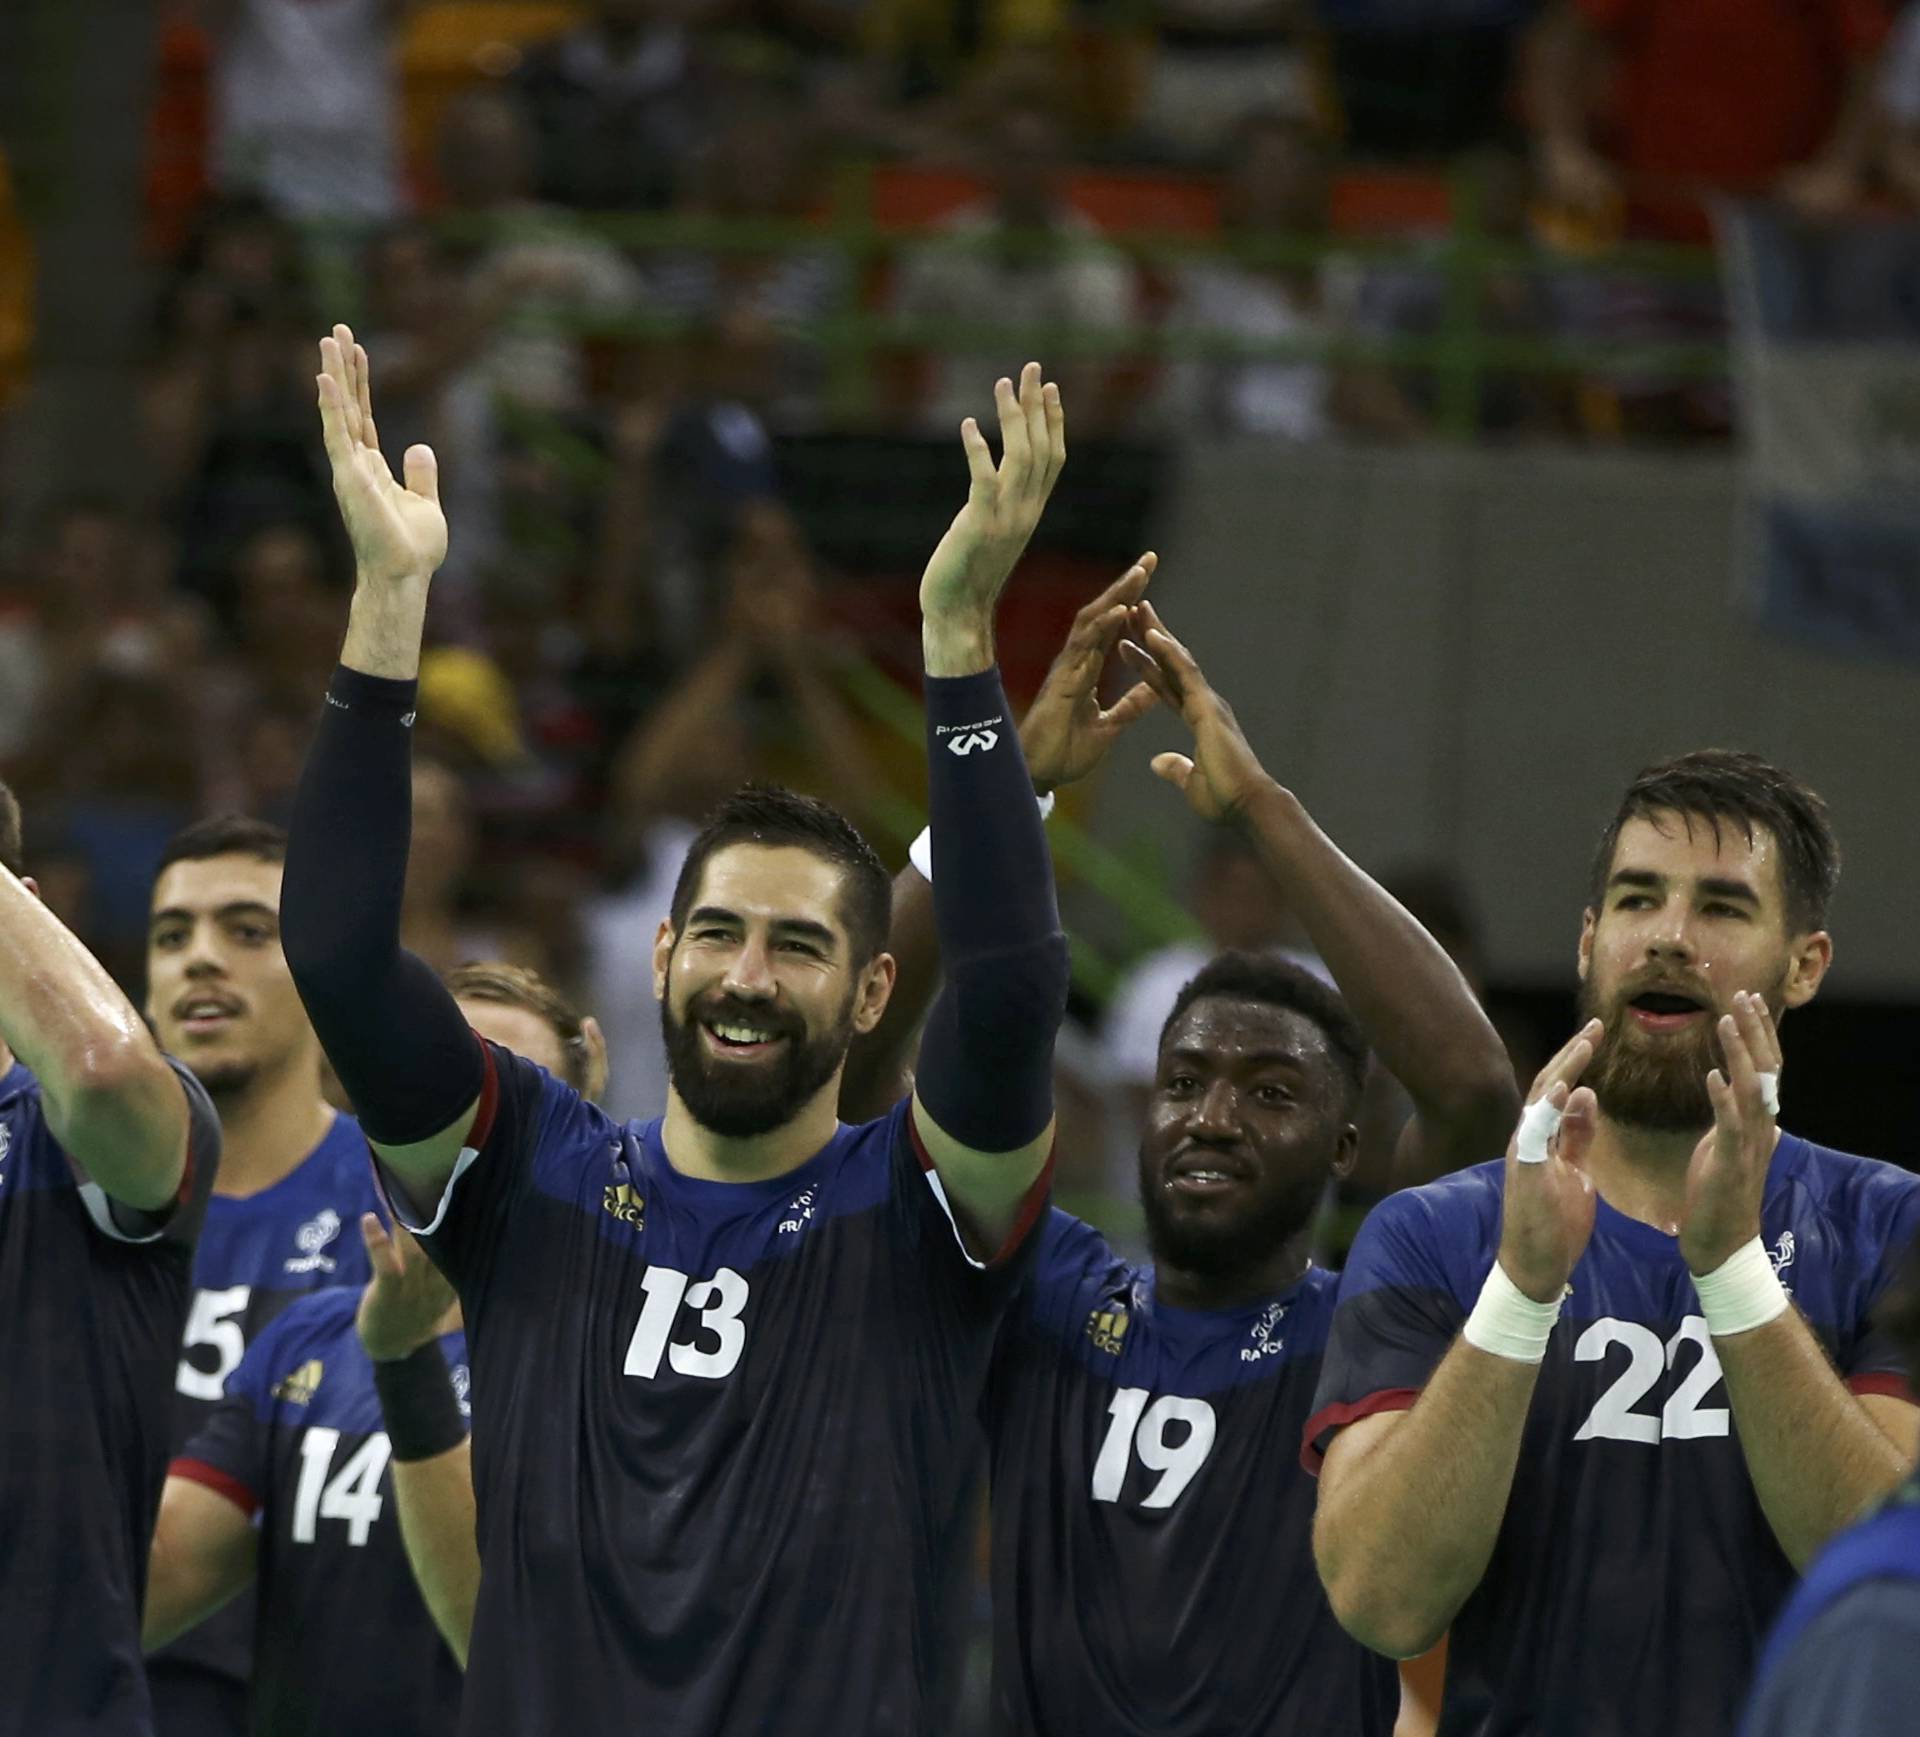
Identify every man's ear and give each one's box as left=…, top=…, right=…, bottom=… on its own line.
left=653, top=921, right=675, bottom=1004
left=18, top=876, right=38, bottom=900
left=1330, top=1121, right=1360, bottom=1181
left=1576, top=906, right=1596, bottom=982
left=852, top=952, right=897, bottom=1036
left=1780, top=930, right=1833, bottom=1011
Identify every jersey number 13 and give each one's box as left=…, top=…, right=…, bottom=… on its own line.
left=623, top=1265, right=750, bottom=1381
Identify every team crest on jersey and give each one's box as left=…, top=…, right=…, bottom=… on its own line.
left=778, top=1185, right=817, bottom=1235
left=1240, top=1299, right=1289, bottom=1362
left=1086, top=1306, right=1130, bottom=1356
left=0, top=1121, right=10, bottom=1184
left=450, top=1362, right=472, bottom=1420
left=1769, top=1231, right=1796, bottom=1292
left=273, top=1359, right=325, bottom=1404
left=602, top=1181, right=645, bottom=1230
left=285, top=1209, right=342, bottom=1274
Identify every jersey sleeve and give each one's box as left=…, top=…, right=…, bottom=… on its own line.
left=1302, top=1184, right=1479, bottom=1474
left=896, top=1098, right=1052, bottom=1280
left=375, top=1039, right=609, bottom=1300
left=1837, top=1171, right=1920, bottom=1398
left=169, top=1315, right=282, bottom=1520
left=75, top=1057, right=221, bottom=1250
left=1741, top=1582, right=1920, bottom=1737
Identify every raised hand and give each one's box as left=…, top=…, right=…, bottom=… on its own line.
left=919, top=362, right=1065, bottom=674
left=317, top=324, right=447, bottom=591
left=354, top=1212, right=457, bottom=1364
left=1019, top=554, right=1160, bottom=794
left=1496, top=1022, right=1604, bottom=1304
left=1116, top=600, right=1271, bottom=823
left=1679, top=991, right=1782, bottom=1275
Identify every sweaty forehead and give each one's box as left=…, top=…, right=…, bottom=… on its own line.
left=689, top=843, right=850, bottom=935
left=1610, top=811, right=1785, bottom=902
left=150, top=853, right=285, bottom=917
left=1160, top=995, right=1332, bottom=1075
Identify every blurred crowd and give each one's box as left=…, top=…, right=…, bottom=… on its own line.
left=9, top=0, right=1920, bottom=1188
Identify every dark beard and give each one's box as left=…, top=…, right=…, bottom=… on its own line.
left=192, top=1059, right=260, bottom=1100
left=661, top=990, right=854, bottom=1140
left=1578, top=973, right=1782, bottom=1134
left=1136, top=1159, right=1326, bottom=1286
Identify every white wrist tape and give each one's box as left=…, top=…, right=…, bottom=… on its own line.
left=1462, top=1260, right=1564, bottom=1363
left=1514, top=1097, right=1562, bottom=1165
left=1755, top=1070, right=1781, bottom=1116
left=908, top=791, right=1054, bottom=884
left=1693, top=1236, right=1790, bottom=1337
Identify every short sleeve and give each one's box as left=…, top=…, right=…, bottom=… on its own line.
left=376, top=1040, right=612, bottom=1302
left=890, top=1101, right=1051, bottom=1311
left=77, top=1058, right=222, bottom=1249
left=1302, top=1187, right=1477, bottom=1473
left=1838, top=1176, right=1920, bottom=1398
left=170, top=1325, right=278, bottom=1520
left=1742, top=1583, right=1920, bottom=1737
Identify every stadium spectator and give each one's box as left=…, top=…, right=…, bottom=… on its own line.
left=1155, top=112, right=1354, bottom=440
left=401, top=756, right=548, bottom=979
left=283, top=334, right=1068, bottom=1729
left=194, top=0, right=413, bottom=222
left=891, top=99, right=1138, bottom=430
left=1529, top=0, right=1892, bottom=237
left=141, top=815, right=386, bottom=1737
left=1323, top=0, right=1538, bottom=158
left=1739, top=1229, right=1920, bottom=1737
left=0, top=778, right=222, bottom=1737
left=1132, top=0, right=1314, bottom=164
left=1310, top=751, right=1920, bottom=1737
left=509, top=0, right=717, bottom=213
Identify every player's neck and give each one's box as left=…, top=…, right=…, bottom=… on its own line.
left=212, top=1064, right=338, bottom=1199
left=1152, top=1226, right=1313, bottom=1314
left=1584, top=1113, right=1705, bottom=1236
left=660, top=1081, right=842, bottom=1185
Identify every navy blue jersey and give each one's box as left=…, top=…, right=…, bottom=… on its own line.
left=173, top=1288, right=469, bottom=1737
left=0, top=1057, right=220, bottom=1737
left=986, top=1211, right=1397, bottom=1737
left=1307, top=1134, right=1920, bottom=1737
left=153, top=1111, right=385, bottom=1702
left=382, top=1042, right=1046, bottom=1736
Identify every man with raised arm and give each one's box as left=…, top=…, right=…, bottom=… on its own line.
left=1309, top=753, right=1920, bottom=1737
left=279, top=326, right=1070, bottom=1732
left=0, top=779, right=223, bottom=1736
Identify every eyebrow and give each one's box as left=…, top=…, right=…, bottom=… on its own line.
left=685, top=906, right=841, bottom=949
left=150, top=900, right=281, bottom=932
left=1607, top=868, right=1760, bottom=905
left=1164, top=1046, right=1309, bottom=1073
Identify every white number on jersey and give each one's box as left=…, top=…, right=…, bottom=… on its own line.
left=622, top=1264, right=750, bottom=1382
left=177, top=1285, right=252, bottom=1402
left=291, top=1427, right=392, bottom=1547
left=1091, top=1387, right=1218, bottom=1509
left=1572, top=1314, right=1730, bottom=1445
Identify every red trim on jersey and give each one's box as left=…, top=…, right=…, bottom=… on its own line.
left=170, top=1457, right=261, bottom=1520
left=1300, top=1388, right=1422, bottom=1477
left=466, top=1034, right=501, bottom=1150
left=907, top=1109, right=1056, bottom=1268
left=1847, top=1372, right=1917, bottom=1403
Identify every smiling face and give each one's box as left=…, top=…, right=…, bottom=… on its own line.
left=653, top=843, right=892, bottom=1139
left=147, top=853, right=317, bottom=1099
left=1578, top=810, right=1831, bottom=1131
left=1138, top=996, right=1357, bottom=1284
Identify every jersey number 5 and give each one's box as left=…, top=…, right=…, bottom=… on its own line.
left=1091, top=1388, right=1217, bottom=1509
left=623, top=1265, right=750, bottom=1381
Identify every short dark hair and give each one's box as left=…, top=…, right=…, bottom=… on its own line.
left=0, top=779, right=22, bottom=877
left=669, top=785, right=891, bottom=965
left=1158, top=951, right=1370, bottom=1115
left=1588, top=750, right=1840, bottom=934
left=155, top=814, right=289, bottom=882
left=445, top=962, right=594, bottom=1094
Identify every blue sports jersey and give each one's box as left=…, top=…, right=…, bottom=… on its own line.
left=173, top=1288, right=469, bottom=1737
left=1307, top=1134, right=1920, bottom=1737
left=152, top=1111, right=384, bottom=1711
left=383, top=1041, right=1046, bottom=1736
left=987, top=1211, right=1397, bottom=1737
left=0, top=1057, right=221, bottom=1737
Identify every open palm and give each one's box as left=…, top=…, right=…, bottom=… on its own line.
left=1019, top=554, right=1159, bottom=791
left=317, top=324, right=447, bottom=589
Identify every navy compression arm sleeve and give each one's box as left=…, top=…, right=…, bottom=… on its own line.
left=912, top=667, right=1069, bottom=1152
left=281, top=667, right=485, bottom=1145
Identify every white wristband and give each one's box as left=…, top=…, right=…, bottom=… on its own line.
left=908, top=791, right=1055, bottom=884
left=1462, top=1259, right=1564, bottom=1364
left=1692, top=1236, right=1790, bottom=1337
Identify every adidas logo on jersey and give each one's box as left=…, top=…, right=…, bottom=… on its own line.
left=273, top=1359, right=325, bottom=1404
left=285, top=1209, right=342, bottom=1274
left=1086, top=1307, right=1130, bottom=1356
left=1240, top=1299, right=1289, bottom=1362
left=603, top=1181, right=645, bottom=1230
